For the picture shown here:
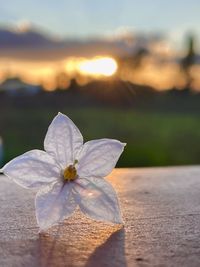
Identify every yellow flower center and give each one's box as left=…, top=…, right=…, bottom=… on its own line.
left=63, top=160, right=78, bottom=182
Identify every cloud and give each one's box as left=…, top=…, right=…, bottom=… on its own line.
left=0, top=25, right=167, bottom=61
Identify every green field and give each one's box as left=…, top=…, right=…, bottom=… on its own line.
left=1, top=107, right=200, bottom=167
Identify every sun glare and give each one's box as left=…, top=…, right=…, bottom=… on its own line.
left=78, top=57, right=118, bottom=77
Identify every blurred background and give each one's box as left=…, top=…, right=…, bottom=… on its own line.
left=1, top=0, right=200, bottom=167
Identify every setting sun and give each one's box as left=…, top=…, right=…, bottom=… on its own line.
left=78, top=57, right=118, bottom=77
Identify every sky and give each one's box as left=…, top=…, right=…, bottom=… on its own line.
left=0, top=0, right=200, bottom=43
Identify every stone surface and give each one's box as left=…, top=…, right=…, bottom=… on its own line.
left=1, top=167, right=200, bottom=266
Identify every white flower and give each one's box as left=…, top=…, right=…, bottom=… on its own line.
left=2, top=113, right=126, bottom=231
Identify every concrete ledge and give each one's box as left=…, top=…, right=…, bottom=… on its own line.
left=1, top=166, right=200, bottom=266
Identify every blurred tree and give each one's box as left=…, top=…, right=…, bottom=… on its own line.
left=181, top=33, right=196, bottom=89
left=132, top=48, right=149, bottom=68
left=56, top=71, right=70, bottom=90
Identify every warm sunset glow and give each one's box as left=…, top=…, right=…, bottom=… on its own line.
left=1, top=52, right=200, bottom=91
left=78, top=57, right=118, bottom=77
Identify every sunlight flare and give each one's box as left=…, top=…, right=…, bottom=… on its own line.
left=78, top=57, right=118, bottom=77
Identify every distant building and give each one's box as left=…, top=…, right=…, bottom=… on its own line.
left=0, top=77, right=40, bottom=96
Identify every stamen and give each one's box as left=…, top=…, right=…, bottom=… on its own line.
left=63, top=160, right=78, bottom=182
left=73, top=159, right=78, bottom=166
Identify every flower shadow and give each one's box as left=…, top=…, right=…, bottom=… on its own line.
left=85, top=228, right=127, bottom=267
left=37, top=222, right=127, bottom=267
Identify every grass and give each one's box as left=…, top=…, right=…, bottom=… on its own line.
left=1, top=106, right=200, bottom=167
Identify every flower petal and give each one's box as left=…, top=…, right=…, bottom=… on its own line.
left=44, top=113, right=83, bottom=168
left=35, top=181, right=77, bottom=230
left=77, top=139, right=126, bottom=178
left=2, top=150, right=60, bottom=188
left=73, top=177, right=123, bottom=224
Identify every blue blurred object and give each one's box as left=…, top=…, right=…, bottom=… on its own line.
left=0, top=137, right=3, bottom=166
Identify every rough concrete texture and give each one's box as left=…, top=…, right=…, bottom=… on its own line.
left=1, top=167, right=200, bottom=267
